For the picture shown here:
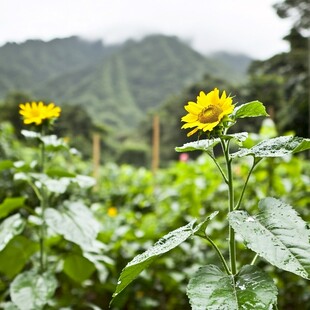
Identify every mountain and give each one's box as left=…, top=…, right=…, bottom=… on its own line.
left=209, top=52, right=253, bottom=83
left=0, top=36, right=117, bottom=96
left=0, top=35, right=252, bottom=131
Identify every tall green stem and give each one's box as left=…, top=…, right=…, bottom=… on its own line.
left=234, top=158, right=258, bottom=210
left=39, top=128, right=47, bottom=273
left=203, top=235, right=231, bottom=275
left=209, top=153, right=228, bottom=184
left=221, top=139, right=236, bottom=274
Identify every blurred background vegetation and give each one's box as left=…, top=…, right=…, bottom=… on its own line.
left=0, top=0, right=309, bottom=309
left=0, top=0, right=309, bottom=167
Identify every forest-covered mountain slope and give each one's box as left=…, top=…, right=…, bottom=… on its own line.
left=0, top=35, right=252, bottom=130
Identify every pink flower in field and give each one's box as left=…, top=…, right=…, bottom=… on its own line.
left=179, top=153, right=189, bottom=162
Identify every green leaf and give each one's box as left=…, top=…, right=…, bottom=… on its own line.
left=0, top=197, right=26, bottom=219
left=175, top=139, right=220, bottom=152
left=40, top=135, right=69, bottom=152
left=229, top=197, right=310, bottom=279
left=44, top=178, right=71, bottom=194
left=10, top=270, right=57, bottom=310
left=46, top=168, right=76, bottom=178
left=222, top=132, right=248, bottom=143
left=232, top=136, right=310, bottom=158
left=83, top=252, right=111, bottom=283
left=111, top=220, right=198, bottom=302
left=187, top=264, right=277, bottom=310
left=21, top=130, right=41, bottom=139
left=175, top=133, right=249, bottom=152
left=45, top=201, right=101, bottom=251
left=0, top=236, right=38, bottom=279
left=233, top=101, right=268, bottom=119
left=74, top=175, right=96, bottom=188
left=63, top=254, right=95, bottom=283
left=221, top=132, right=249, bottom=146
left=0, top=214, right=25, bottom=251
left=0, top=302, right=19, bottom=310
left=28, top=173, right=95, bottom=194
left=194, top=211, right=219, bottom=238
left=0, top=160, right=14, bottom=172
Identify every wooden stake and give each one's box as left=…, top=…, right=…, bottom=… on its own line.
left=267, top=106, right=275, bottom=120
left=152, top=115, right=160, bottom=174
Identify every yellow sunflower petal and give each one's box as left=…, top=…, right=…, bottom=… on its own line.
left=184, top=102, right=203, bottom=114
left=220, top=90, right=227, bottom=100
left=31, top=102, right=38, bottom=109
left=202, top=122, right=219, bottom=132
left=181, top=121, right=202, bottom=129
left=181, top=113, right=198, bottom=122
left=197, top=91, right=211, bottom=107
left=187, top=127, right=200, bottom=137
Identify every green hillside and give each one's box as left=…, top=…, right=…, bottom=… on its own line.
left=37, top=35, right=229, bottom=129
left=210, top=52, right=253, bottom=83
left=0, top=35, right=252, bottom=131
left=0, top=36, right=116, bottom=97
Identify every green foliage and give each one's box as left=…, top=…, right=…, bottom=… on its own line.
left=233, top=101, right=268, bottom=119
left=232, top=136, right=310, bottom=158
left=45, top=201, right=101, bottom=250
left=111, top=98, right=310, bottom=309
left=0, top=37, right=105, bottom=98
left=187, top=265, right=277, bottom=310
left=175, top=138, right=221, bottom=153
left=0, top=125, right=111, bottom=309
left=10, top=270, right=57, bottom=310
left=116, top=141, right=150, bottom=166
left=175, top=133, right=248, bottom=153
left=229, top=197, right=310, bottom=279
left=246, top=26, right=309, bottom=137
left=0, top=236, right=38, bottom=279
left=0, top=98, right=310, bottom=309
left=63, top=254, right=96, bottom=283
left=0, top=144, right=309, bottom=308
left=0, top=214, right=25, bottom=251
left=0, top=197, right=25, bottom=219
left=273, top=0, right=310, bottom=31
left=112, top=220, right=197, bottom=301
left=0, top=92, right=33, bottom=139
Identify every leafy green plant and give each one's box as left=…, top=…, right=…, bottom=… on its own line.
left=0, top=102, right=111, bottom=309
left=111, top=88, right=310, bottom=309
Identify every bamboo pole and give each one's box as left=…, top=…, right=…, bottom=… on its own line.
left=152, top=115, right=160, bottom=174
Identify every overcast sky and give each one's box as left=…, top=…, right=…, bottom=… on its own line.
left=0, top=0, right=292, bottom=59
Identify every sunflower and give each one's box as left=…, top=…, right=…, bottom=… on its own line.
left=181, top=88, right=234, bottom=137
left=19, top=101, right=61, bottom=125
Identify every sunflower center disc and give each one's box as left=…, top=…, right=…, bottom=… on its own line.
left=198, top=105, right=222, bottom=123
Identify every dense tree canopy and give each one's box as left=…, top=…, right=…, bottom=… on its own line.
left=273, top=0, right=310, bottom=32
left=246, top=0, right=309, bottom=138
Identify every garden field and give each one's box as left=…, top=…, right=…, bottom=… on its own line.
left=0, top=113, right=309, bottom=309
